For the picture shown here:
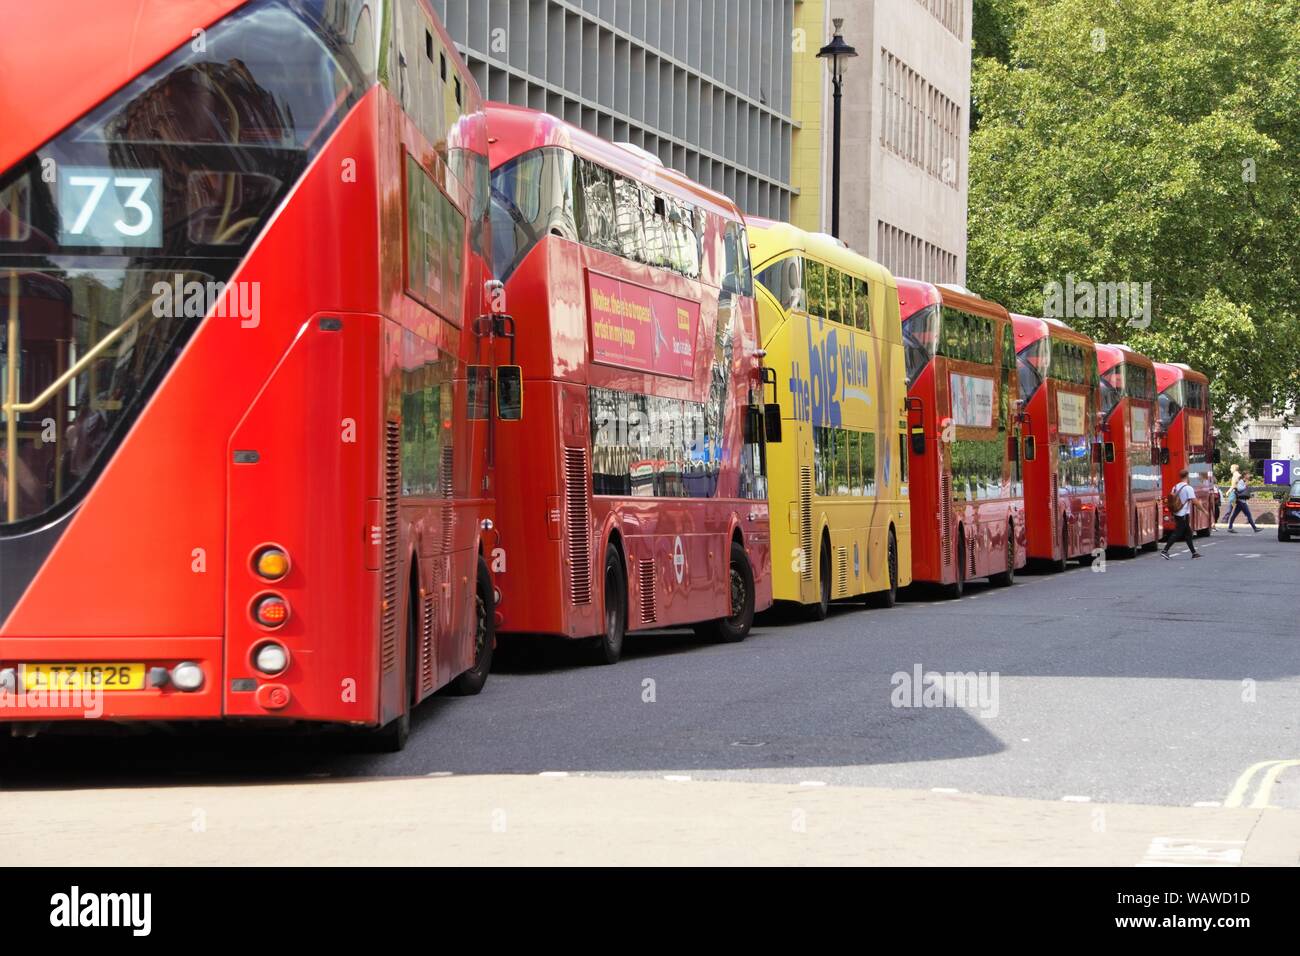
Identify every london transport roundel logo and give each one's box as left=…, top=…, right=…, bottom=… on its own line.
left=673, top=535, right=685, bottom=583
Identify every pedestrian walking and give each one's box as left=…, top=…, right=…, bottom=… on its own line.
left=1161, top=468, right=1200, bottom=559
left=1226, top=469, right=1260, bottom=533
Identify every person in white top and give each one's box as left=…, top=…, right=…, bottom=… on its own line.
left=1226, top=469, right=1260, bottom=532
left=1162, top=467, right=1200, bottom=558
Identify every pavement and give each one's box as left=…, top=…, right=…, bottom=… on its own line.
left=5, top=774, right=1296, bottom=866
left=3, top=524, right=1298, bottom=865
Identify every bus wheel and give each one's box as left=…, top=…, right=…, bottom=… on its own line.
left=990, top=522, right=1015, bottom=587
left=942, top=528, right=966, bottom=599
left=804, top=538, right=832, bottom=621
left=869, top=529, right=899, bottom=607
left=448, top=558, right=495, bottom=696
left=697, top=540, right=755, bottom=643
left=591, top=546, right=627, bottom=665
left=1051, top=518, right=1069, bottom=572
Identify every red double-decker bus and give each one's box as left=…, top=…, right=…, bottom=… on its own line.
left=1154, top=362, right=1218, bottom=537
left=0, top=0, right=502, bottom=749
left=485, top=103, right=774, bottom=664
left=1011, top=315, right=1106, bottom=569
left=898, top=280, right=1025, bottom=596
left=1096, top=343, right=1161, bottom=555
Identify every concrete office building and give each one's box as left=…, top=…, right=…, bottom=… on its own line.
left=793, top=0, right=971, bottom=285
left=430, top=0, right=798, bottom=220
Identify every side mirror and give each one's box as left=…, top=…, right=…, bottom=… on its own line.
left=910, top=427, right=925, bottom=457
left=1105, top=442, right=1115, bottom=463
left=1159, top=447, right=1170, bottom=466
left=1008, top=434, right=1020, bottom=462
left=496, top=366, right=523, bottom=421
left=763, top=403, right=783, bottom=443
left=744, top=406, right=761, bottom=444
left=1024, top=435, right=1037, bottom=461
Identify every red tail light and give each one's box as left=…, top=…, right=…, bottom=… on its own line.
left=254, top=595, right=290, bottom=628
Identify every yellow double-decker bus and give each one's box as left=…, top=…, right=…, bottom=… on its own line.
left=750, top=220, right=912, bottom=619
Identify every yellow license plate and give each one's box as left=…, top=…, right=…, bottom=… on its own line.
left=20, top=663, right=146, bottom=691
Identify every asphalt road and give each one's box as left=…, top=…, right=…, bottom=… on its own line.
left=4, top=527, right=1298, bottom=809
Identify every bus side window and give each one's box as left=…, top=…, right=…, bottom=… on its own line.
left=855, top=277, right=869, bottom=330
left=805, top=260, right=826, bottom=318
left=575, top=159, right=618, bottom=253
left=825, top=269, right=842, bottom=324
left=613, top=176, right=646, bottom=263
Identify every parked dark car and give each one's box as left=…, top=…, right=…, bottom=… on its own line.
left=1280, top=481, right=1300, bottom=541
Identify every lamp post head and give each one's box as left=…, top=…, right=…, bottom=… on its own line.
left=817, top=18, right=858, bottom=81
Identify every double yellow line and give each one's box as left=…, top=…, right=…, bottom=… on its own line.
left=1224, top=760, right=1300, bottom=809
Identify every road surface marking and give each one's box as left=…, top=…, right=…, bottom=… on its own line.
left=1223, top=759, right=1300, bottom=808
left=538, top=771, right=569, bottom=778
left=1249, top=760, right=1300, bottom=808
left=799, top=780, right=827, bottom=787
left=664, top=774, right=692, bottom=782
left=1192, top=801, right=1221, bottom=807
left=1138, top=837, right=1243, bottom=867
left=930, top=787, right=960, bottom=794
left=1061, top=795, right=1091, bottom=802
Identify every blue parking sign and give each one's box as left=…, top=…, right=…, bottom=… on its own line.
left=1262, top=459, right=1298, bottom=484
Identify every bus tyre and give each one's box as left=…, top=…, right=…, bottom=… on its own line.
left=697, top=540, right=756, bottom=643
left=989, top=523, right=1015, bottom=587
left=1051, top=517, right=1069, bottom=573
left=448, top=558, right=495, bottom=696
left=805, top=538, right=832, bottom=621
left=592, top=546, right=627, bottom=665
left=869, top=529, right=899, bottom=607
left=942, top=528, right=965, bottom=599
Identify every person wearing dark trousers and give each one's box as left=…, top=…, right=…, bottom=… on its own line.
left=1162, top=468, right=1200, bottom=559
left=1227, top=470, right=1260, bottom=532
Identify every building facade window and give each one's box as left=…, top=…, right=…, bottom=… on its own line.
left=430, top=0, right=795, bottom=220
left=879, top=49, right=962, bottom=189
left=913, top=0, right=965, bottom=40
left=876, top=221, right=959, bottom=284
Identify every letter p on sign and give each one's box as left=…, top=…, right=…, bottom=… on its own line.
left=1264, top=459, right=1293, bottom=484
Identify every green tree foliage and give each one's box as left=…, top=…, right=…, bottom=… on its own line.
left=967, top=0, right=1300, bottom=435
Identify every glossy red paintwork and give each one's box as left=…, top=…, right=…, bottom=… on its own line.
left=0, top=0, right=251, bottom=175
left=1154, top=362, right=1216, bottom=535
left=485, top=103, right=771, bottom=639
left=1011, top=315, right=1106, bottom=562
left=1096, top=343, right=1161, bottom=551
left=0, top=3, right=495, bottom=727
left=897, top=280, right=1026, bottom=588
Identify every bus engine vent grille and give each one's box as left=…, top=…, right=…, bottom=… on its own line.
left=639, top=559, right=656, bottom=625
left=564, top=447, right=592, bottom=605
left=1051, top=473, right=1060, bottom=551
left=381, top=421, right=401, bottom=675
left=799, top=466, right=813, bottom=582
left=835, top=546, right=849, bottom=598
left=940, top=469, right=953, bottom=566
left=420, top=591, right=435, bottom=695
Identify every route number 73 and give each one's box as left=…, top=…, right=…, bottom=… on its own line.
left=58, top=167, right=162, bottom=247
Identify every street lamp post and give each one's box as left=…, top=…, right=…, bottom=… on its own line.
left=817, top=18, right=858, bottom=239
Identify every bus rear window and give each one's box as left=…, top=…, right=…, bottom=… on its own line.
left=901, top=303, right=939, bottom=386
left=1016, top=337, right=1049, bottom=401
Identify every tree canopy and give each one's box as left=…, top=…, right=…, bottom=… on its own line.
left=967, top=0, right=1299, bottom=434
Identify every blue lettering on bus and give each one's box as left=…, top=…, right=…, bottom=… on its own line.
left=789, top=319, right=871, bottom=427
